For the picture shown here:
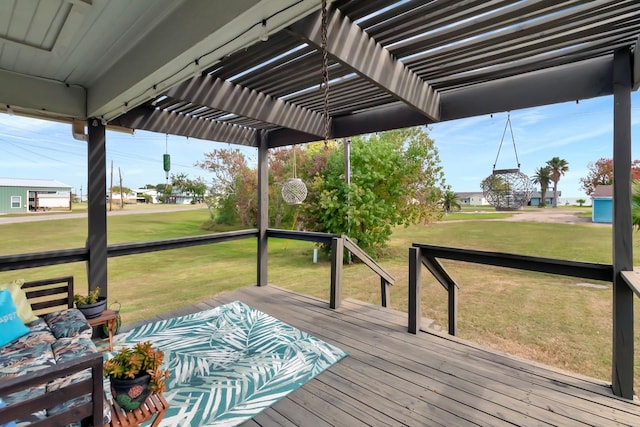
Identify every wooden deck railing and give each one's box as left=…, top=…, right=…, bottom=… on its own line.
left=0, top=228, right=393, bottom=309
left=267, top=229, right=395, bottom=308
left=0, top=229, right=259, bottom=272
left=620, top=270, right=640, bottom=299
left=408, top=243, right=614, bottom=335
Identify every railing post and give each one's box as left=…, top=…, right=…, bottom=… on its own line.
left=611, top=48, right=634, bottom=399
left=408, top=246, right=421, bottom=334
left=257, top=131, right=269, bottom=287
left=380, top=278, right=390, bottom=307
left=448, top=282, right=457, bottom=336
left=330, top=237, right=344, bottom=309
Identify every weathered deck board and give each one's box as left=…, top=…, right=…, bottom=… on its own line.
left=124, top=285, right=640, bottom=426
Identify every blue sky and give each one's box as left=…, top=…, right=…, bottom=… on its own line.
left=1, top=91, right=639, bottom=199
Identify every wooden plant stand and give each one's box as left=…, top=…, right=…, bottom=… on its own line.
left=106, top=393, right=169, bottom=427
left=87, top=309, right=118, bottom=351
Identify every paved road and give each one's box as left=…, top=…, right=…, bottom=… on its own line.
left=0, top=205, right=206, bottom=224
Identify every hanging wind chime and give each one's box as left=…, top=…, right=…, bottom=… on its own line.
left=481, top=113, right=533, bottom=211
left=163, top=134, right=171, bottom=183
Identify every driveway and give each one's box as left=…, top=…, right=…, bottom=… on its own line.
left=503, top=209, right=596, bottom=224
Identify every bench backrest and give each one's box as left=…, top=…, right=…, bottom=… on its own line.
left=22, top=276, right=74, bottom=315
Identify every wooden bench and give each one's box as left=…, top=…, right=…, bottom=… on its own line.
left=0, top=276, right=104, bottom=427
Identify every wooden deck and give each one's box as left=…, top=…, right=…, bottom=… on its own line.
left=123, top=286, right=640, bottom=426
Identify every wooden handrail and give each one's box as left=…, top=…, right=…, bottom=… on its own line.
left=412, top=243, right=613, bottom=281
left=620, top=270, right=640, bottom=299
left=409, top=244, right=615, bottom=336
left=267, top=229, right=340, bottom=244
left=343, top=236, right=395, bottom=285
left=0, top=230, right=258, bottom=271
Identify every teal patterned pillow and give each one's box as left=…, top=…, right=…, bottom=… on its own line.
left=0, top=289, right=29, bottom=347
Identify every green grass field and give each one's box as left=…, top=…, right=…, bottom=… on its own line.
left=1, top=207, right=637, bottom=386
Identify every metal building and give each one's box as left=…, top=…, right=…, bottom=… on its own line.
left=0, top=178, right=72, bottom=214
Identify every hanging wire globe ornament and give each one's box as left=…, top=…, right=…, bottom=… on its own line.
left=481, top=168, right=533, bottom=210
left=281, top=147, right=307, bottom=205
left=282, top=177, right=307, bottom=205
left=482, top=112, right=533, bottom=210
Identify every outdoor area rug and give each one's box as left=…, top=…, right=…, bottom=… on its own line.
left=110, top=300, right=347, bottom=426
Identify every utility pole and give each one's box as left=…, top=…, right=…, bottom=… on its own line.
left=344, top=138, right=352, bottom=264
left=118, top=167, right=124, bottom=209
left=109, top=160, right=113, bottom=212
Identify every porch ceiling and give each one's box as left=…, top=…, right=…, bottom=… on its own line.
left=1, top=0, right=639, bottom=147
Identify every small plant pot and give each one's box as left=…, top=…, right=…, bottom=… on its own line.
left=110, top=374, right=152, bottom=411
left=76, top=297, right=107, bottom=319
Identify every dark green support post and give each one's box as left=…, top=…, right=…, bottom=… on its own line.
left=611, top=48, right=634, bottom=399
left=86, top=119, right=107, bottom=298
left=257, top=131, right=268, bottom=287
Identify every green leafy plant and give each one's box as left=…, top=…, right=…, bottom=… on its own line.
left=103, top=341, right=170, bottom=393
left=73, top=286, right=101, bottom=305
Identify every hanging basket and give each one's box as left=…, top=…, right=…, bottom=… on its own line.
left=281, top=178, right=308, bottom=205
left=482, top=168, right=533, bottom=211
left=482, top=113, right=533, bottom=210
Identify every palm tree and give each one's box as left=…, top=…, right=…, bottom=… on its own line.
left=546, top=157, right=569, bottom=208
left=531, top=166, right=551, bottom=207
left=442, top=190, right=461, bottom=214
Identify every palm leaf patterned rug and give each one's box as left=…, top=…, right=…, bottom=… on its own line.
left=110, top=300, right=347, bottom=426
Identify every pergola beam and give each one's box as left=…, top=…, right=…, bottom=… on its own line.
left=633, top=35, right=640, bottom=90
left=289, top=5, right=440, bottom=121
left=268, top=55, right=614, bottom=147
left=112, top=107, right=256, bottom=146
left=0, top=69, right=86, bottom=119
left=166, top=76, right=327, bottom=137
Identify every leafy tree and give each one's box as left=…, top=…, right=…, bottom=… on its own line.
left=633, top=180, right=640, bottom=231
left=197, top=149, right=257, bottom=225
left=579, top=158, right=640, bottom=195
left=531, top=166, right=551, bottom=207
left=154, top=183, right=171, bottom=203
left=546, top=157, right=569, bottom=208
left=441, top=190, right=461, bottom=214
left=480, top=174, right=509, bottom=206
left=301, top=128, right=446, bottom=257
left=576, top=198, right=586, bottom=207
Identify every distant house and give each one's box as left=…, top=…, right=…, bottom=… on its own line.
left=455, top=192, right=488, bottom=206
left=0, top=178, right=72, bottom=214
left=135, top=189, right=158, bottom=204
left=592, top=185, right=613, bottom=223
left=528, top=191, right=559, bottom=207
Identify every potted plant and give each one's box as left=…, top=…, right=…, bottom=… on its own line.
left=73, top=286, right=107, bottom=318
left=103, top=341, right=170, bottom=411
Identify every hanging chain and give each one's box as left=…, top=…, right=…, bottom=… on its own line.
left=492, top=112, right=521, bottom=170
left=321, top=0, right=330, bottom=149
left=507, top=113, right=521, bottom=168
left=292, top=147, right=297, bottom=178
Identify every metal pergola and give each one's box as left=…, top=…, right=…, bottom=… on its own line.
left=1, top=0, right=639, bottom=398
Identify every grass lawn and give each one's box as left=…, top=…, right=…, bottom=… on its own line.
left=1, top=208, right=638, bottom=387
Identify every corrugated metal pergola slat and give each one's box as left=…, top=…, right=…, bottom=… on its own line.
left=413, top=19, right=640, bottom=81
left=403, top=1, right=640, bottom=72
